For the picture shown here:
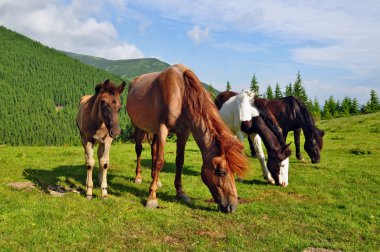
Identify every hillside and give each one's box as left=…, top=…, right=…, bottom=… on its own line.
left=64, top=51, right=220, bottom=95
left=64, top=52, right=170, bottom=79
left=0, top=26, right=126, bottom=145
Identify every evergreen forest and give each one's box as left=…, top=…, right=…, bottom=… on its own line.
left=0, top=26, right=126, bottom=146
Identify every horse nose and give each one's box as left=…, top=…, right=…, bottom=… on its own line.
left=109, top=125, right=121, bottom=138
left=219, top=203, right=237, bottom=213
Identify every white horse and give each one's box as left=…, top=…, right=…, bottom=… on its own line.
left=218, top=90, right=289, bottom=186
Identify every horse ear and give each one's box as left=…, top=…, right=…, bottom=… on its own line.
left=119, top=81, right=126, bottom=93
left=95, top=83, right=102, bottom=94
left=319, top=129, right=325, bottom=137
left=104, top=79, right=110, bottom=87
left=277, top=143, right=292, bottom=161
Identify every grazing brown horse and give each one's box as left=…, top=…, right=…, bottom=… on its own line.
left=127, top=64, right=248, bottom=213
left=76, top=79, right=126, bottom=199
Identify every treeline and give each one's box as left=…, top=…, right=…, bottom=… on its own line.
left=223, top=71, right=380, bottom=120
left=0, top=26, right=128, bottom=146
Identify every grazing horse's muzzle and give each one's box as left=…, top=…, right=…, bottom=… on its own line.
left=219, top=203, right=237, bottom=213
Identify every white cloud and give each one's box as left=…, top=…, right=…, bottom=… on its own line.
left=0, top=0, right=144, bottom=59
left=187, top=25, right=210, bottom=43
left=128, top=0, right=380, bottom=76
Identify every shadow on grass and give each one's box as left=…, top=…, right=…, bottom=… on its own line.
left=140, top=159, right=200, bottom=176
left=240, top=179, right=271, bottom=186
left=23, top=164, right=216, bottom=212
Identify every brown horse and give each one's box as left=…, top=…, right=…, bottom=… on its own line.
left=126, top=64, right=248, bottom=213
left=76, top=79, right=126, bottom=199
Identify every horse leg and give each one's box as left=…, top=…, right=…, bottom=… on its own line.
left=248, top=137, right=257, bottom=157
left=82, top=138, right=95, bottom=199
left=146, top=124, right=169, bottom=208
left=249, top=134, right=275, bottom=185
left=98, top=140, right=111, bottom=197
left=279, top=158, right=289, bottom=187
left=294, top=128, right=304, bottom=161
left=174, top=130, right=191, bottom=203
left=150, top=134, right=162, bottom=188
left=134, top=128, right=145, bottom=184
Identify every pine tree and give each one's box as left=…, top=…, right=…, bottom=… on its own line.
left=341, top=97, right=352, bottom=116
left=274, top=83, right=283, bottom=99
left=312, top=97, right=321, bottom=120
left=226, top=81, right=231, bottom=91
left=284, top=82, right=293, bottom=97
left=366, top=89, right=380, bottom=112
left=351, top=98, right=359, bottom=115
left=250, top=74, right=259, bottom=94
left=293, top=70, right=308, bottom=103
left=265, top=85, right=274, bottom=99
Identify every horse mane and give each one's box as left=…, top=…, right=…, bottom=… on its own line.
left=254, top=97, right=286, bottom=146
left=293, top=97, right=324, bottom=149
left=181, top=67, right=248, bottom=176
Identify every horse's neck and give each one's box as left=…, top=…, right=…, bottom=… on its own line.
left=188, top=118, right=219, bottom=161
left=87, top=96, right=103, bottom=129
left=253, top=116, right=281, bottom=152
left=297, top=112, right=315, bottom=140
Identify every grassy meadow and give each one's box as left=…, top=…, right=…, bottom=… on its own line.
left=0, top=113, right=379, bottom=251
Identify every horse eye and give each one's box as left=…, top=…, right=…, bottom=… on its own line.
left=216, top=168, right=227, bottom=177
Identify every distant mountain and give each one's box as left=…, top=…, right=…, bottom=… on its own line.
left=0, top=26, right=125, bottom=145
left=64, top=52, right=220, bottom=95
left=64, top=52, right=170, bottom=79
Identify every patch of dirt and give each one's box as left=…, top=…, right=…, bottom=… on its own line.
left=8, top=181, right=35, bottom=190
left=47, top=185, right=81, bottom=197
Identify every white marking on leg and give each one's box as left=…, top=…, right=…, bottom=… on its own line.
left=279, top=158, right=289, bottom=187
left=250, top=134, right=275, bottom=184
left=84, top=141, right=95, bottom=198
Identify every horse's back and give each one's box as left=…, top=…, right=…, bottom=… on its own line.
left=127, top=66, right=185, bottom=133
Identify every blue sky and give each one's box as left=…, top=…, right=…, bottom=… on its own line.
left=1, top=0, right=380, bottom=104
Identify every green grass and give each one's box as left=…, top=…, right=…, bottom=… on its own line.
left=1, top=113, right=379, bottom=251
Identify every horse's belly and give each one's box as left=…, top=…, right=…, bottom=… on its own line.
left=127, top=98, right=161, bottom=133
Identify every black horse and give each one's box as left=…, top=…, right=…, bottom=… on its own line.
left=216, top=92, right=324, bottom=164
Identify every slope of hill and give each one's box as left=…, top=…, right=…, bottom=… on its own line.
left=64, top=52, right=170, bottom=79
left=0, top=26, right=126, bottom=145
left=64, top=52, right=220, bottom=95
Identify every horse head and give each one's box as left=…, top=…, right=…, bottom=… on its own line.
left=201, top=155, right=239, bottom=213
left=96, top=79, right=126, bottom=138
left=247, top=112, right=292, bottom=186
left=304, top=129, right=325, bottom=163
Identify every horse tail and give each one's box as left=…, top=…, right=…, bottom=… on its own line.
left=293, top=97, right=324, bottom=149
left=181, top=67, right=248, bottom=176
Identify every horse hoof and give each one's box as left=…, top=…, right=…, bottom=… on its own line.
left=157, top=181, right=162, bottom=188
left=267, top=178, right=275, bottom=185
left=280, top=182, right=288, bottom=187
left=177, top=194, right=191, bottom=203
left=146, top=199, right=159, bottom=208
left=135, top=178, right=142, bottom=184
left=86, top=195, right=92, bottom=200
